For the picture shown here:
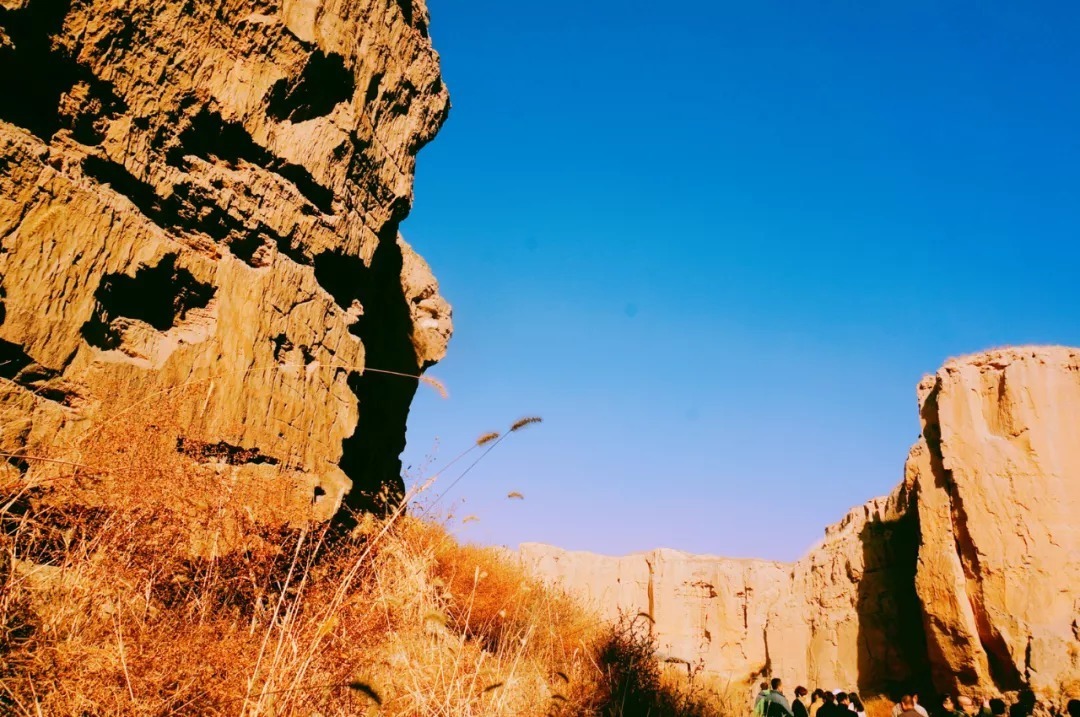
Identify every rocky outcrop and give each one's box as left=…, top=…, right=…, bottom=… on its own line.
left=522, top=347, right=1080, bottom=697
left=0, top=0, right=451, bottom=522
left=912, top=347, right=1080, bottom=695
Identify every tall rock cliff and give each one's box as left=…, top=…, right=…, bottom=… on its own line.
left=522, top=347, right=1080, bottom=697
left=0, top=0, right=451, bottom=522
left=911, top=348, right=1080, bottom=694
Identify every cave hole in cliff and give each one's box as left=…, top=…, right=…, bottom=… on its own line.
left=271, top=333, right=294, bottom=362
left=365, top=73, right=384, bottom=104
left=0, top=0, right=78, bottom=140
left=168, top=108, right=335, bottom=214
left=80, top=254, right=216, bottom=350
left=266, top=51, right=354, bottom=123
left=315, top=231, right=417, bottom=523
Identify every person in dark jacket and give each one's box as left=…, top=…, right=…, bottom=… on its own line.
left=1008, top=691, right=1036, bottom=717
left=818, top=690, right=841, bottom=717
left=793, top=687, right=810, bottom=717
left=938, top=694, right=964, bottom=717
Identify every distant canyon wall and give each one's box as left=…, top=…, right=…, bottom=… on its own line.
left=521, top=347, right=1080, bottom=697
left=0, top=0, right=451, bottom=521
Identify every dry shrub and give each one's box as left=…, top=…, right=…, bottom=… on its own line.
left=865, top=696, right=896, bottom=717
left=567, top=613, right=735, bottom=717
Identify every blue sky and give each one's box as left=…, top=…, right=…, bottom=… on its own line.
left=398, top=0, right=1080, bottom=562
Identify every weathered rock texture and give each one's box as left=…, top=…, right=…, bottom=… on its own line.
left=522, top=347, right=1080, bottom=697
left=912, top=348, right=1080, bottom=694
left=0, top=0, right=451, bottom=521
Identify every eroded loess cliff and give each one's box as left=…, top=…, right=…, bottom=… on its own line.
left=0, top=0, right=451, bottom=523
left=523, top=347, right=1080, bottom=698
left=912, top=347, right=1080, bottom=695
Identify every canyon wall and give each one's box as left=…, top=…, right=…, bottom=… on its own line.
left=522, top=347, right=1080, bottom=697
left=0, top=0, right=450, bottom=522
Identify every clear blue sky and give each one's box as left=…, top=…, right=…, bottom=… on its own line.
left=398, top=0, right=1080, bottom=562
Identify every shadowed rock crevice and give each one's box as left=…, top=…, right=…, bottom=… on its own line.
left=61, top=78, right=127, bottom=146
left=176, top=437, right=280, bottom=466
left=266, top=51, right=354, bottom=123
left=0, top=0, right=77, bottom=139
left=0, top=339, right=74, bottom=404
left=168, top=108, right=335, bottom=214
left=855, top=503, right=931, bottom=695
left=81, top=155, right=303, bottom=268
left=394, top=0, right=429, bottom=38
left=81, top=155, right=160, bottom=217
left=0, top=338, right=40, bottom=381
left=80, top=254, right=215, bottom=350
left=317, top=224, right=418, bottom=521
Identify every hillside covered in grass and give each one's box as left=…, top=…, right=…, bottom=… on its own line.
left=1, top=395, right=735, bottom=715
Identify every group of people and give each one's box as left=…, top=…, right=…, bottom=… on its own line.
left=752, top=680, right=1080, bottom=717
left=753, top=680, right=869, bottom=717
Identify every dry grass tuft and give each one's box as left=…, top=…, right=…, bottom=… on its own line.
left=510, top=416, right=543, bottom=432
left=865, top=695, right=896, bottom=717
left=476, top=431, right=501, bottom=447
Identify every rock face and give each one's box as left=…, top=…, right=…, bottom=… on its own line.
left=518, top=544, right=791, bottom=680
left=0, top=0, right=451, bottom=522
left=912, top=348, right=1080, bottom=695
left=522, top=347, right=1080, bottom=697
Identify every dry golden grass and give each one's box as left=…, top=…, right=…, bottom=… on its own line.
left=865, top=695, right=896, bottom=717
left=0, top=389, right=731, bottom=715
